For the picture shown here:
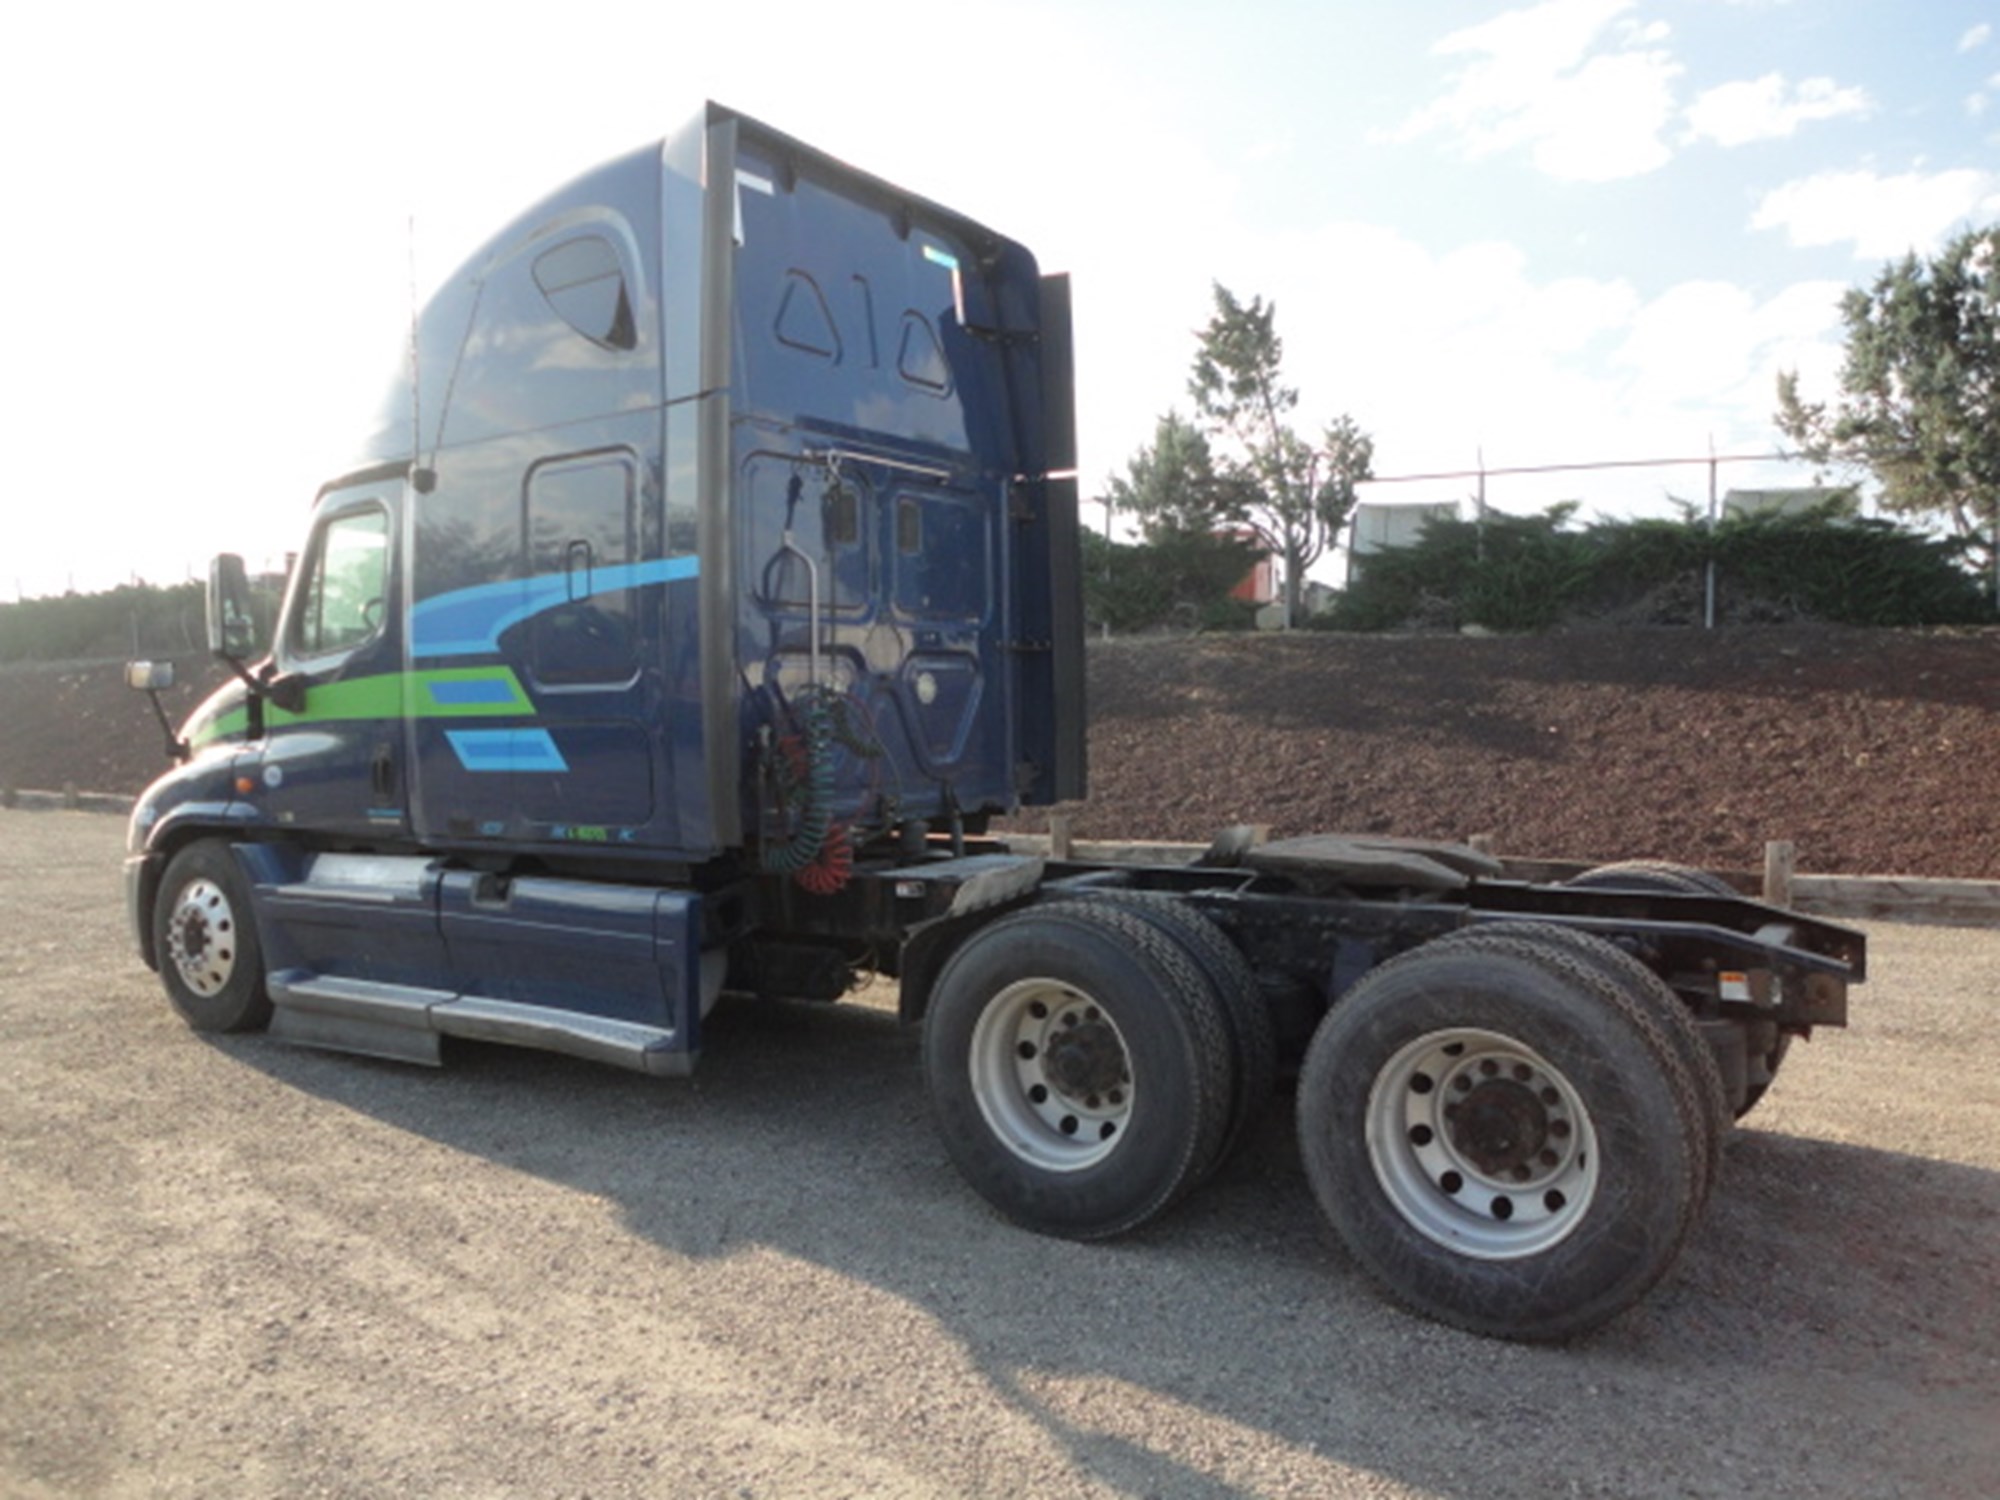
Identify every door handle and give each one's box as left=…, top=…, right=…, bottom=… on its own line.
left=565, top=539, right=594, bottom=600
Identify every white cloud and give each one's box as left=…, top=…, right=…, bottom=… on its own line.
left=1196, top=222, right=1637, bottom=466
left=1613, top=278, right=1848, bottom=427
left=1385, top=0, right=1682, bottom=182
left=1751, top=168, right=2000, bottom=257
left=1199, top=221, right=1859, bottom=527
left=1684, top=73, right=1872, bottom=147
left=1102, top=208, right=1870, bottom=548
left=1959, top=23, right=1992, bottom=53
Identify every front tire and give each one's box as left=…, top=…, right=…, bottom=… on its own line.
left=1297, top=937, right=1708, bottom=1341
left=924, top=901, right=1234, bottom=1240
left=153, top=840, right=271, bottom=1033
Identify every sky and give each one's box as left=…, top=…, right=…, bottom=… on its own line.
left=5, top=0, right=1998, bottom=600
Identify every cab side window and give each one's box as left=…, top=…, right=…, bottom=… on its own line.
left=293, top=507, right=389, bottom=657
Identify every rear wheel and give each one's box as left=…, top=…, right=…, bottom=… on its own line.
left=1297, top=936, right=1709, bottom=1341
left=1564, top=865, right=1783, bottom=1124
left=153, top=840, right=271, bottom=1033
left=1567, top=860, right=1738, bottom=898
left=1738, top=1029, right=1793, bottom=1118
left=1045, top=889, right=1277, bottom=1172
left=1427, top=925, right=1727, bottom=1198
left=924, top=902, right=1234, bottom=1240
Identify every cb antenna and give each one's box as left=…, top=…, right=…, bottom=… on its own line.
left=407, top=213, right=434, bottom=492
left=406, top=214, right=438, bottom=494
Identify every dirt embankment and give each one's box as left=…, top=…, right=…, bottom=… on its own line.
left=6, top=624, right=1999, bottom=877
left=1044, top=625, right=2000, bottom=879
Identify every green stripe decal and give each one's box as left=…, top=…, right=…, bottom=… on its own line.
left=412, top=667, right=534, bottom=716
left=190, top=666, right=534, bottom=746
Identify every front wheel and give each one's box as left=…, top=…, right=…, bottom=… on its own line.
left=1297, top=937, right=1709, bottom=1341
left=152, top=840, right=271, bottom=1033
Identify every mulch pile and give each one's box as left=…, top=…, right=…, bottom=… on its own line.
left=1048, top=624, right=2000, bottom=879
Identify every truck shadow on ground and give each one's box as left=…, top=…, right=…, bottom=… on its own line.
left=218, top=995, right=2000, bottom=1500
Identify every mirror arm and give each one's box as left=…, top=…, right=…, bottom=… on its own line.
left=196, top=655, right=271, bottom=741
left=143, top=688, right=189, bottom=764
left=221, top=655, right=265, bottom=697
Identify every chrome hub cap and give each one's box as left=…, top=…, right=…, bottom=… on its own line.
left=164, top=877, right=237, bottom=998
left=969, top=979, right=1135, bottom=1171
left=1365, top=1027, right=1600, bottom=1259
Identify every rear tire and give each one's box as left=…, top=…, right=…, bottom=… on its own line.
left=1738, top=1030, right=1793, bottom=1118
left=1567, top=860, right=1738, bottom=898
left=1297, top=937, right=1708, bottom=1341
left=153, top=840, right=271, bottom=1033
left=924, top=902, right=1234, bottom=1240
left=1045, top=889, right=1277, bottom=1172
left=1425, top=925, right=1727, bottom=1199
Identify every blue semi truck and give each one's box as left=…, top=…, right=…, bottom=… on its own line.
left=124, top=103, right=1865, bottom=1341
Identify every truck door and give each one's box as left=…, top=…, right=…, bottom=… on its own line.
left=506, top=448, right=657, bottom=836
left=257, top=477, right=409, bottom=841
left=405, top=446, right=663, bottom=849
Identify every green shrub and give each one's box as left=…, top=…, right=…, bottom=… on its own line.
left=1709, top=509, right=1987, bottom=626
left=1083, top=528, right=1263, bottom=633
left=1326, top=505, right=1596, bottom=632
left=1324, top=502, right=1989, bottom=632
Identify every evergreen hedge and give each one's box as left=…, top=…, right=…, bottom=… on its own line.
left=1324, top=504, right=1989, bottom=632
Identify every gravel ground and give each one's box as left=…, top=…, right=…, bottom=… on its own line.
left=3, top=809, right=1997, bottom=1499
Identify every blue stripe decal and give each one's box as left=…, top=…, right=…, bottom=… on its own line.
left=445, top=728, right=569, bottom=773
left=411, top=556, right=700, bottom=658
left=426, top=677, right=522, bottom=706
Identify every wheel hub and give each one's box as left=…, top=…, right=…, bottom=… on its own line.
left=1449, top=1079, right=1549, bottom=1176
left=968, top=979, right=1136, bottom=1172
left=1365, top=1027, right=1601, bottom=1260
left=165, top=877, right=236, bottom=998
left=177, top=910, right=213, bottom=964
left=1044, top=1020, right=1126, bottom=1100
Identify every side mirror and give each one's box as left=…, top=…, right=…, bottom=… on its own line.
left=207, top=554, right=257, bottom=661
left=125, top=660, right=188, bottom=763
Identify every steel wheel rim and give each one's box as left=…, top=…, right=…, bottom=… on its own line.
left=164, top=877, right=237, bottom=998
left=969, top=978, right=1135, bottom=1172
left=1365, top=1027, right=1600, bottom=1260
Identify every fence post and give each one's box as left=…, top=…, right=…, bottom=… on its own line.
left=1704, top=444, right=1718, bottom=630
left=1763, top=840, right=1795, bottom=908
